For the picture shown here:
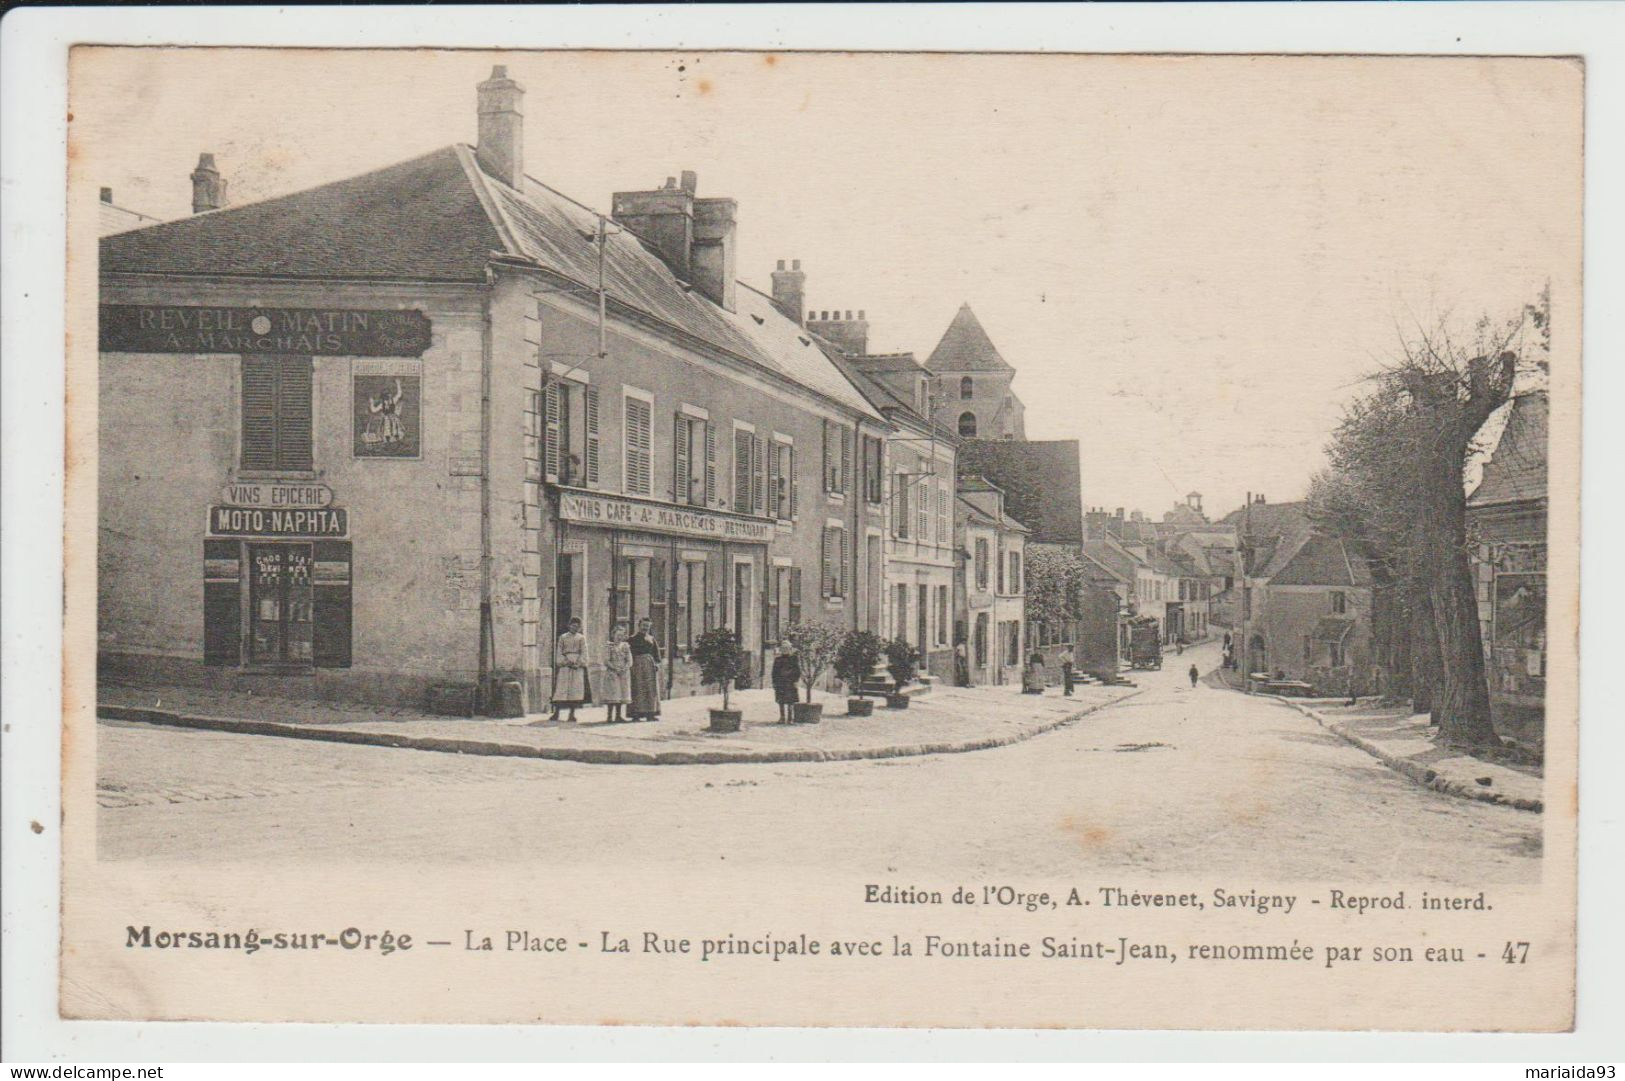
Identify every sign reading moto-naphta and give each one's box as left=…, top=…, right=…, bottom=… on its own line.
left=208, top=506, right=349, bottom=537
left=100, top=306, right=432, bottom=356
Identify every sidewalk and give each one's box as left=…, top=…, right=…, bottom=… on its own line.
left=1268, top=698, right=1543, bottom=812
left=98, top=681, right=1140, bottom=766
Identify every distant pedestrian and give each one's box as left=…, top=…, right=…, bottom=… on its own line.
left=771, top=644, right=802, bottom=723
left=1058, top=646, right=1075, bottom=696
left=600, top=622, right=631, bottom=723
left=954, top=639, right=970, bottom=687
left=628, top=617, right=663, bottom=721
left=551, top=617, right=590, bottom=723
left=1188, top=663, right=1199, bottom=688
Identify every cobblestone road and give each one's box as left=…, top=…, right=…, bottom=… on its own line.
left=97, top=644, right=1541, bottom=883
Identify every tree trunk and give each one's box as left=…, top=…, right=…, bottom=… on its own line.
left=1409, top=586, right=1441, bottom=721
left=1421, top=453, right=1498, bottom=747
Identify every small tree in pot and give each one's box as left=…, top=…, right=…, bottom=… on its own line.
left=835, top=629, right=885, bottom=717
left=884, top=637, right=920, bottom=709
left=693, top=627, right=745, bottom=733
left=783, top=619, right=845, bottom=724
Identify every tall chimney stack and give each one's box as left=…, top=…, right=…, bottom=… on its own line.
left=691, top=193, right=738, bottom=311
left=771, top=259, right=806, bottom=326
left=476, top=65, right=525, bottom=188
left=190, top=153, right=227, bottom=214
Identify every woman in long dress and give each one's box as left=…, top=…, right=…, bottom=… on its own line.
left=551, top=617, right=590, bottom=723
left=1022, top=649, right=1047, bottom=695
left=628, top=617, right=663, bottom=722
left=601, top=622, right=632, bottom=723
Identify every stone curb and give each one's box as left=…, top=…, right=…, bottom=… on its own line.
left=1262, top=696, right=1543, bottom=813
left=97, top=689, right=1142, bottom=767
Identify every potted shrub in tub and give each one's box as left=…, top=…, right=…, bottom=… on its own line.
left=884, top=637, right=920, bottom=709
left=783, top=620, right=845, bottom=724
left=693, top=627, right=745, bottom=733
left=835, top=629, right=885, bottom=717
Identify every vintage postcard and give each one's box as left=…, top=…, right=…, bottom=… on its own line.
left=60, top=46, right=1580, bottom=1030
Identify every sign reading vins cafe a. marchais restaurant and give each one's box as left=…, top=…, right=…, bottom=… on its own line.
left=100, top=305, right=432, bottom=357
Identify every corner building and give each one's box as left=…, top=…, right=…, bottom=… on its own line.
left=96, top=67, right=886, bottom=712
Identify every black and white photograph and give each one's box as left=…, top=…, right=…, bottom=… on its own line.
left=34, top=36, right=1590, bottom=1037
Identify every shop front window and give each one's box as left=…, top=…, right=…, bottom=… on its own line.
left=249, top=543, right=313, bottom=665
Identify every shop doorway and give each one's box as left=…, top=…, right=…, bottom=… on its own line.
left=733, top=562, right=753, bottom=650
left=555, top=552, right=582, bottom=638
left=248, top=543, right=314, bottom=666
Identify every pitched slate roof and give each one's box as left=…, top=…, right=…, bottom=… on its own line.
left=101, top=144, right=879, bottom=420
left=956, top=495, right=1030, bottom=534
left=956, top=439, right=1084, bottom=545
left=926, top=303, right=1012, bottom=372
left=100, top=147, right=504, bottom=281
left=1469, top=392, right=1548, bottom=508
left=1082, top=537, right=1141, bottom=584
left=1271, top=533, right=1371, bottom=587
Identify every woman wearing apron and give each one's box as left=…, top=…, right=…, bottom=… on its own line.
left=601, top=622, right=632, bottom=723
left=551, top=617, right=590, bottom=723
left=628, top=617, right=663, bottom=722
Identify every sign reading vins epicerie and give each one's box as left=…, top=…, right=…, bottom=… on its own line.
left=208, top=506, right=349, bottom=538
left=100, top=306, right=432, bottom=357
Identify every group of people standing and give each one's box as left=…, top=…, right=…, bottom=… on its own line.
left=548, top=617, right=664, bottom=724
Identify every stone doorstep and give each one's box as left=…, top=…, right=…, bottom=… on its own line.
left=97, top=687, right=1141, bottom=767
left=1264, top=696, right=1543, bottom=813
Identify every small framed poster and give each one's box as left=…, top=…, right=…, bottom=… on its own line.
left=352, top=358, right=422, bottom=459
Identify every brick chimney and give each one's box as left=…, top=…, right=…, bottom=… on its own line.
left=691, top=193, right=738, bottom=312
left=190, top=153, right=227, bottom=214
left=476, top=65, right=525, bottom=188
left=614, top=171, right=741, bottom=311
left=806, top=309, right=869, bottom=356
left=771, top=259, right=806, bottom=326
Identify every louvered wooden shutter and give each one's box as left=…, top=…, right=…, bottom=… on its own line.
left=202, top=539, right=241, bottom=666
left=788, top=567, right=803, bottom=626
left=673, top=414, right=690, bottom=504
left=821, top=528, right=832, bottom=596
left=734, top=429, right=751, bottom=511
left=766, top=440, right=781, bottom=520
left=625, top=397, right=652, bottom=494
left=937, top=481, right=949, bottom=541
left=753, top=434, right=767, bottom=515
left=840, top=427, right=851, bottom=495
left=838, top=528, right=849, bottom=597
left=703, top=421, right=716, bottom=505
left=766, top=567, right=780, bottom=643
left=312, top=540, right=352, bottom=668
left=917, top=475, right=930, bottom=540
left=240, top=358, right=278, bottom=470
left=821, top=420, right=831, bottom=492
left=276, top=357, right=313, bottom=470
left=543, top=381, right=562, bottom=482
left=788, top=446, right=798, bottom=520
left=583, top=385, right=600, bottom=486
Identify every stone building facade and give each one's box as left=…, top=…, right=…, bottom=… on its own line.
left=96, top=67, right=888, bottom=714
left=955, top=477, right=1028, bottom=686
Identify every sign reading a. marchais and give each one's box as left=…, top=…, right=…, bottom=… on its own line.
left=100, top=306, right=432, bottom=357
left=208, top=506, right=349, bottom=538
left=557, top=489, right=775, bottom=543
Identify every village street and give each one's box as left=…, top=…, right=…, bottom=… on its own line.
left=95, top=640, right=1540, bottom=883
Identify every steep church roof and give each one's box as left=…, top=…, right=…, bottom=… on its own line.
left=926, top=302, right=1012, bottom=373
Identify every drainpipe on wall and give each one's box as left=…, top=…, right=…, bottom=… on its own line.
left=477, top=267, right=496, bottom=712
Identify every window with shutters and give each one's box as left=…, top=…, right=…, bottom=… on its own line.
left=582, top=385, right=600, bottom=486
left=1010, top=551, right=1022, bottom=594
left=241, top=356, right=313, bottom=472
left=936, top=479, right=949, bottom=543
left=839, top=426, right=851, bottom=496
left=542, top=380, right=596, bottom=486
left=997, top=546, right=1007, bottom=594
left=862, top=435, right=884, bottom=504
left=770, top=441, right=795, bottom=521
left=892, top=472, right=910, bottom=539
left=916, top=472, right=930, bottom=541
left=975, top=538, right=990, bottom=591
left=822, top=525, right=848, bottom=598
left=673, top=414, right=709, bottom=507
left=788, top=567, right=803, bottom=627
left=623, top=391, right=653, bottom=495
